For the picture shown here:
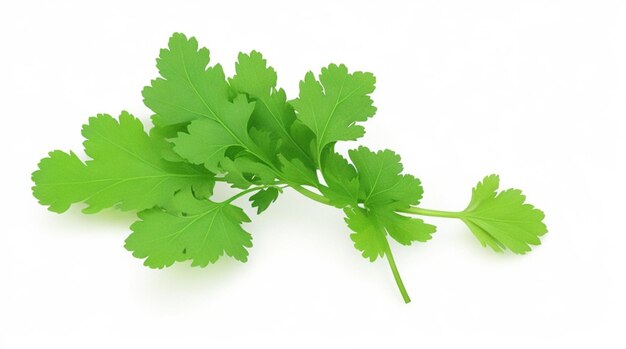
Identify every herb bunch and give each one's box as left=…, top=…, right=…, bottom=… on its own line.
left=33, top=33, right=547, bottom=303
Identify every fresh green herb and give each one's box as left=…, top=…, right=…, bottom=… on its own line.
left=32, top=33, right=547, bottom=303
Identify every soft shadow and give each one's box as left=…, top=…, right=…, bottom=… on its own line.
left=139, top=257, right=251, bottom=302
left=32, top=203, right=137, bottom=234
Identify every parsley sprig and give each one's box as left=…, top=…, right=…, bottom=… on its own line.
left=32, top=33, right=547, bottom=303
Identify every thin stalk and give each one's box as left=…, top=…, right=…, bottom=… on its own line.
left=222, top=184, right=290, bottom=205
left=398, top=206, right=463, bottom=219
left=382, top=239, right=411, bottom=304
left=285, top=182, right=414, bottom=302
left=290, top=187, right=465, bottom=222
left=217, top=168, right=468, bottom=304
left=222, top=186, right=267, bottom=204
left=290, top=185, right=332, bottom=205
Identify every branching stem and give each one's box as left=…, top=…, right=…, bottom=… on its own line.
left=216, top=177, right=462, bottom=303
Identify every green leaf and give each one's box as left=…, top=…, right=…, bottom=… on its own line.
left=344, top=207, right=387, bottom=262
left=278, top=155, right=320, bottom=187
left=344, top=207, right=435, bottom=261
left=344, top=206, right=418, bottom=304
left=348, top=146, right=423, bottom=210
left=249, top=187, right=280, bottom=214
left=221, top=156, right=276, bottom=189
left=125, top=189, right=253, bottom=268
left=32, top=112, right=213, bottom=213
left=143, top=33, right=266, bottom=172
left=290, top=64, right=376, bottom=161
left=170, top=94, right=257, bottom=172
left=230, top=51, right=315, bottom=167
left=461, top=175, right=547, bottom=254
left=319, top=151, right=359, bottom=208
left=373, top=210, right=436, bottom=245
left=230, top=51, right=278, bottom=102
left=148, top=126, right=188, bottom=163
left=144, top=33, right=231, bottom=127
left=248, top=127, right=281, bottom=167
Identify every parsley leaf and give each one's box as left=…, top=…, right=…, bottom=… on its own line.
left=375, top=210, right=436, bottom=246
left=278, top=155, right=320, bottom=187
left=399, top=175, right=547, bottom=255
left=345, top=208, right=435, bottom=261
left=344, top=207, right=387, bottom=261
left=143, top=33, right=268, bottom=173
left=125, top=189, right=252, bottom=268
left=230, top=51, right=315, bottom=167
left=170, top=97, right=255, bottom=173
left=220, top=156, right=276, bottom=189
left=290, top=64, right=376, bottom=163
left=320, top=151, right=359, bottom=208
left=344, top=207, right=430, bottom=303
left=249, top=187, right=281, bottom=214
left=349, top=147, right=423, bottom=210
left=32, top=112, right=213, bottom=213
left=461, top=175, right=547, bottom=254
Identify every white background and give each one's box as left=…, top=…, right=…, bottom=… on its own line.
left=1, top=1, right=624, bottom=348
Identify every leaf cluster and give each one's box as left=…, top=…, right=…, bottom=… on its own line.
left=32, top=33, right=547, bottom=302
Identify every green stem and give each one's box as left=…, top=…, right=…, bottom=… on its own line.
left=264, top=184, right=466, bottom=303
left=382, top=238, right=411, bottom=304
left=290, top=187, right=465, bottom=222
left=290, top=185, right=332, bottom=205
left=283, top=182, right=415, bottom=302
left=222, top=186, right=267, bottom=204
left=218, top=165, right=466, bottom=304
left=398, top=206, right=463, bottom=219
left=222, top=184, right=290, bottom=205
